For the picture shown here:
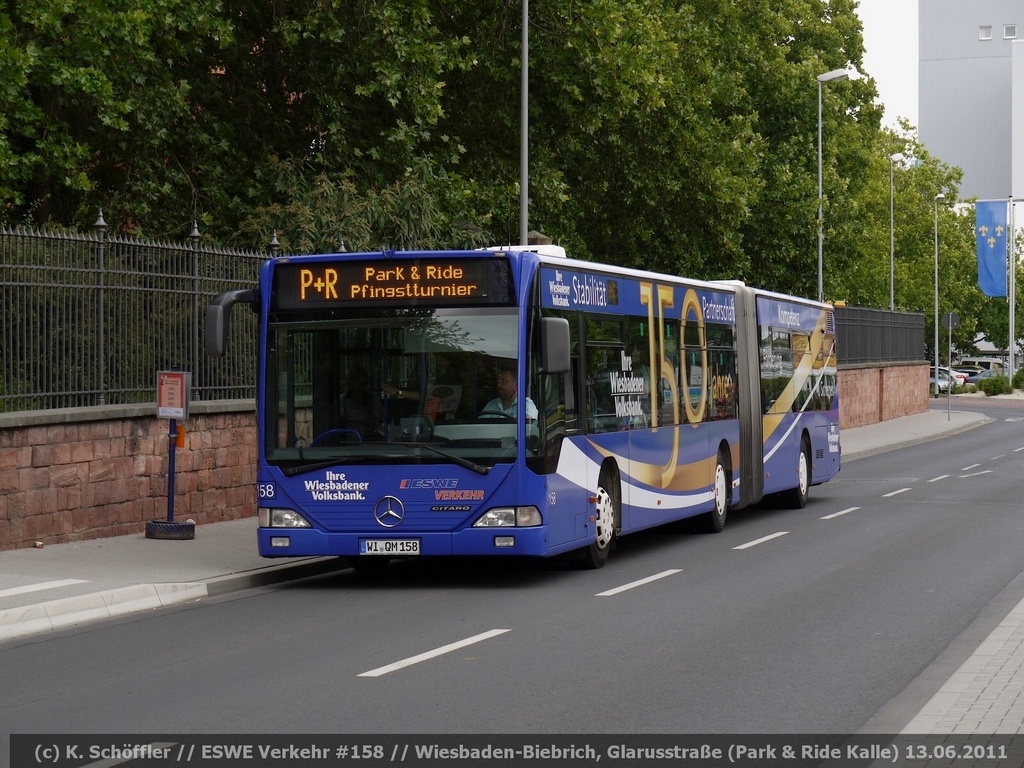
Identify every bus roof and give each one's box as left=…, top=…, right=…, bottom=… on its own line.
left=483, top=244, right=568, bottom=259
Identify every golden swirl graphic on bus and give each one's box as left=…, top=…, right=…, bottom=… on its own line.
left=590, top=282, right=715, bottom=493
left=636, top=282, right=676, bottom=487
left=680, top=288, right=708, bottom=425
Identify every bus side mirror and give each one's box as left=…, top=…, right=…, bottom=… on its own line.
left=205, top=288, right=258, bottom=356
left=540, top=317, right=571, bottom=374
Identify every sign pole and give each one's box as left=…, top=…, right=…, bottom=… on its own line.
left=167, top=417, right=177, bottom=522
left=942, top=312, right=960, bottom=421
left=148, top=369, right=195, bottom=540
left=947, top=321, right=953, bottom=420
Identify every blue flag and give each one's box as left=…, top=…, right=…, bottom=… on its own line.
left=976, top=200, right=1008, bottom=297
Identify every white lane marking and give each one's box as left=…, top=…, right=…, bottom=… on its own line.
left=883, top=488, right=912, bottom=497
left=0, top=579, right=88, bottom=599
left=596, top=569, right=683, bottom=597
left=928, top=475, right=949, bottom=482
left=357, top=629, right=511, bottom=677
left=961, top=463, right=981, bottom=471
left=820, top=507, right=860, bottom=520
left=960, top=470, right=994, bottom=478
left=733, top=532, right=789, bottom=550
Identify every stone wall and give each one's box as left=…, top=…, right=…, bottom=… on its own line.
left=0, top=365, right=930, bottom=551
left=0, top=402, right=257, bottom=550
left=838, top=362, right=931, bottom=429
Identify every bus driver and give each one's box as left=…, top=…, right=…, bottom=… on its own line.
left=480, top=364, right=538, bottom=421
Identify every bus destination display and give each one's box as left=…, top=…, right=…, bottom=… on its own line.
left=272, top=258, right=514, bottom=309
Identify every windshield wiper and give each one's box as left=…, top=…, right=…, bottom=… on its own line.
left=410, top=443, right=491, bottom=475
left=280, top=457, right=370, bottom=477
left=277, top=446, right=489, bottom=476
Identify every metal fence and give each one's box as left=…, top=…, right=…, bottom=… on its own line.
left=1, top=220, right=926, bottom=413
left=834, top=305, right=926, bottom=365
left=1, top=216, right=267, bottom=412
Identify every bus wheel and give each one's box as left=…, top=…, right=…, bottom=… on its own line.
left=781, top=439, right=810, bottom=509
left=698, top=452, right=729, bottom=533
left=579, top=473, right=619, bottom=569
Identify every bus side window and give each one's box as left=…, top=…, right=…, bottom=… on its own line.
left=560, top=360, right=580, bottom=434
left=586, top=346, right=625, bottom=432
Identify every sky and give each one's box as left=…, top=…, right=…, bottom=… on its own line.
left=855, top=0, right=919, bottom=129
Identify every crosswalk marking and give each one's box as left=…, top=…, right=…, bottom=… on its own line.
left=0, top=579, right=88, bottom=599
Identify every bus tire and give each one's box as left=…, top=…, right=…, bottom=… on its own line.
left=697, top=451, right=729, bottom=533
left=781, top=438, right=810, bottom=509
left=578, top=468, right=620, bottom=569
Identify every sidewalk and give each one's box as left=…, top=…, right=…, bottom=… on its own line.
left=840, top=404, right=992, bottom=461
left=0, top=521, right=341, bottom=642
left=0, top=405, right=1014, bottom=734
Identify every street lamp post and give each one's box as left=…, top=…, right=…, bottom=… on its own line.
left=889, top=152, right=905, bottom=310
left=934, top=192, right=945, bottom=396
left=817, top=69, right=850, bottom=302
left=519, top=0, right=529, bottom=245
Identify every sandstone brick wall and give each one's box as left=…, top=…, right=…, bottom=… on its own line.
left=839, top=363, right=931, bottom=429
left=0, top=402, right=256, bottom=551
left=0, top=366, right=929, bottom=551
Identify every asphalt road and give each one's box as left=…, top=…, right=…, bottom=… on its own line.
left=3, top=401, right=1024, bottom=741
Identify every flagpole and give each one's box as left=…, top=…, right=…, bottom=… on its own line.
left=1011, top=198, right=1018, bottom=378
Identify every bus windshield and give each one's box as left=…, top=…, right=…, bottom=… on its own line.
left=264, top=306, right=535, bottom=472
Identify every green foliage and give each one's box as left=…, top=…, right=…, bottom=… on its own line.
left=235, top=156, right=492, bottom=252
left=1, top=0, right=235, bottom=229
left=0, top=0, right=1008, bottom=358
left=978, top=374, right=1011, bottom=396
left=825, top=122, right=983, bottom=367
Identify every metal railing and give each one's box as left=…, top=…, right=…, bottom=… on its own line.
left=1, top=215, right=267, bottom=412
left=1, top=219, right=927, bottom=412
left=834, top=305, right=926, bottom=365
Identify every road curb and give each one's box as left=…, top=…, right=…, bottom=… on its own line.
left=0, top=583, right=206, bottom=642
left=0, top=557, right=345, bottom=642
left=202, top=557, right=346, bottom=597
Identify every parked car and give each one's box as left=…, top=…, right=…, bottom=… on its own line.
left=929, top=369, right=953, bottom=393
left=953, top=365, right=983, bottom=380
left=938, top=366, right=968, bottom=386
left=966, top=368, right=1004, bottom=385
left=958, top=357, right=1005, bottom=372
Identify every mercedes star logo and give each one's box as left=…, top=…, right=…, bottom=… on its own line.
left=373, top=496, right=405, bottom=527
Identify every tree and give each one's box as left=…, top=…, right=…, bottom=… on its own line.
left=6, top=0, right=989, bottom=359
left=827, top=121, right=982, bottom=361
left=1, top=0, right=234, bottom=229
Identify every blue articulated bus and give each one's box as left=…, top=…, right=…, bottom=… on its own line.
left=206, top=245, right=840, bottom=569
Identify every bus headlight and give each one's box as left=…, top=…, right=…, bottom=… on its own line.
left=472, top=506, right=541, bottom=528
left=258, top=507, right=311, bottom=528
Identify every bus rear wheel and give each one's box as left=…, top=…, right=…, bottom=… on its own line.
left=781, top=439, right=810, bottom=509
left=697, top=452, right=729, bottom=533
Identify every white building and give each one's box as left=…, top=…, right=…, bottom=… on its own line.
left=919, top=0, right=1024, bottom=199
